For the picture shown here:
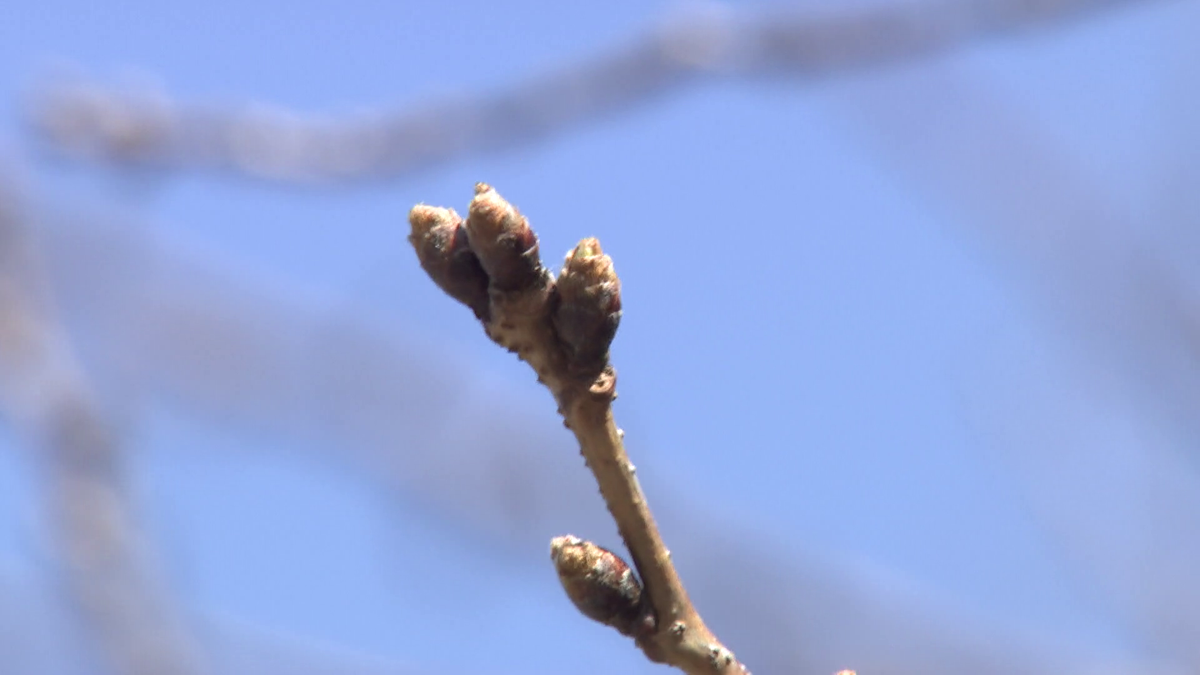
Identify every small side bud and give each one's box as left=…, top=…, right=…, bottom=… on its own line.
left=408, top=204, right=491, bottom=320
left=464, top=184, right=544, bottom=292
left=554, top=238, right=621, bottom=367
left=550, top=535, right=648, bottom=637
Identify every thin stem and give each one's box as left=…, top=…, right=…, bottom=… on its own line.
left=561, top=371, right=746, bottom=674
left=417, top=186, right=749, bottom=673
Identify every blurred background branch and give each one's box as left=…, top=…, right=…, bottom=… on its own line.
left=24, top=0, right=1169, bottom=184
left=827, top=61, right=1200, bottom=666
left=0, top=176, right=204, bottom=674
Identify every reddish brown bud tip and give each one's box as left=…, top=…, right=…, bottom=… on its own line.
left=408, top=204, right=491, bottom=320
left=550, top=535, right=648, bottom=637
left=554, top=238, right=621, bottom=368
left=465, top=186, right=544, bottom=292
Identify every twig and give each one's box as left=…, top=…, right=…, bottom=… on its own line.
left=25, top=0, right=1166, bottom=184
left=33, top=209, right=1154, bottom=672
left=409, top=184, right=748, bottom=674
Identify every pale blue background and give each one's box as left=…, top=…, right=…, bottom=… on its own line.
left=0, top=1, right=1197, bottom=673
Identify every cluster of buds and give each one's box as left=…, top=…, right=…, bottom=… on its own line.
left=408, top=184, right=622, bottom=371
left=550, top=535, right=654, bottom=638
left=410, top=185, right=760, bottom=674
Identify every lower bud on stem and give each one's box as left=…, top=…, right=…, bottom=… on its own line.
left=550, top=535, right=653, bottom=638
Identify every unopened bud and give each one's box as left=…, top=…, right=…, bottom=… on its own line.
left=465, top=183, right=544, bottom=292
left=550, top=535, right=650, bottom=637
left=554, top=238, right=621, bottom=367
left=408, top=204, right=491, bottom=320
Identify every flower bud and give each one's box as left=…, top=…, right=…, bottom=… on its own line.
left=408, top=204, right=491, bottom=320
left=554, top=238, right=621, bottom=367
left=550, top=535, right=649, bottom=637
left=464, top=183, right=544, bottom=292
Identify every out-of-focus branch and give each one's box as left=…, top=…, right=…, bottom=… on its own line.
left=824, top=63, right=1200, bottom=665
left=0, top=177, right=204, bottom=675
left=25, top=0, right=1166, bottom=184
left=966, top=355, right=1200, bottom=671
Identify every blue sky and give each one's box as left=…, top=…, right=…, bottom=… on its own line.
left=0, top=1, right=1197, bottom=673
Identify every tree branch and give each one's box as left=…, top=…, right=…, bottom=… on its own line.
left=0, top=176, right=205, bottom=675
left=560, top=385, right=743, bottom=673
left=25, top=0, right=1167, bottom=184
left=32, top=204, right=1165, bottom=672
left=410, top=184, right=748, bottom=674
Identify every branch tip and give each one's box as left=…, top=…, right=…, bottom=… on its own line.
left=465, top=185, right=544, bottom=292
left=555, top=237, right=622, bottom=368
left=411, top=184, right=746, bottom=675
left=406, top=204, right=491, bottom=320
